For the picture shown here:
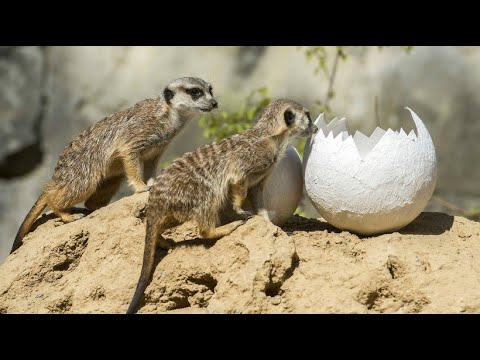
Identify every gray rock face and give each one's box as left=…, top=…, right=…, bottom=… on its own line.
left=0, top=46, right=45, bottom=177
left=1, top=46, right=479, bottom=262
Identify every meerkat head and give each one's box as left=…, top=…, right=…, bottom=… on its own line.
left=257, top=99, right=318, bottom=139
left=163, top=77, right=218, bottom=115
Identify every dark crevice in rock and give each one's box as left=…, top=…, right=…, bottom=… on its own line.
left=265, top=251, right=300, bottom=297
left=387, top=262, right=396, bottom=279
left=170, top=293, right=191, bottom=310
left=140, top=273, right=218, bottom=312
left=187, top=273, right=217, bottom=293
left=51, top=231, right=89, bottom=273
left=0, top=46, right=49, bottom=179
left=284, top=252, right=300, bottom=282
left=365, top=290, right=380, bottom=310
left=134, top=204, right=147, bottom=220
left=358, top=287, right=393, bottom=311
left=47, top=294, right=73, bottom=313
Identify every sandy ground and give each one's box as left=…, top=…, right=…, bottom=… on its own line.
left=1, top=192, right=479, bottom=314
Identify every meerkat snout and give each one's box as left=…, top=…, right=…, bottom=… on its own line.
left=306, top=111, right=318, bottom=135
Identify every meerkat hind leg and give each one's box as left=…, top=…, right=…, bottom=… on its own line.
left=155, top=216, right=179, bottom=250
left=49, top=193, right=88, bottom=223
left=199, top=220, right=245, bottom=240
left=85, top=175, right=124, bottom=211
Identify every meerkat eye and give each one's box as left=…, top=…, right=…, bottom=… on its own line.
left=209, top=86, right=213, bottom=96
left=186, top=88, right=204, bottom=99
left=284, top=109, right=295, bottom=126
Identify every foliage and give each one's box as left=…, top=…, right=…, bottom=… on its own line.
left=198, top=87, right=271, bottom=142
left=294, top=206, right=307, bottom=217
left=302, top=46, right=347, bottom=115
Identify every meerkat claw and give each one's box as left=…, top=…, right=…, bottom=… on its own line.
left=236, top=209, right=254, bottom=220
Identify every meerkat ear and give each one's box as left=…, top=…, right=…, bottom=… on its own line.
left=284, top=109, right=295, bottom=126
left=164, top=88, right=175, bottom=103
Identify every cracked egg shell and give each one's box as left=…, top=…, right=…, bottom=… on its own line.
left=303, top=108, right=437, bottom=235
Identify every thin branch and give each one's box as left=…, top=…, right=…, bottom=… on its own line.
left=374, top=95, right=381, bottom=128
left=432, top=195, right=480, bottom=220
left=323, top=48, right=341, bottom=109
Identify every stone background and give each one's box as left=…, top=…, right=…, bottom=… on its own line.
left=1, top=46, right=478, bottom=262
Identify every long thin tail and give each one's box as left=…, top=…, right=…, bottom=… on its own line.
left=127, top=220, right=161, bottom=314
left=11, top=191, right=48, bottom=254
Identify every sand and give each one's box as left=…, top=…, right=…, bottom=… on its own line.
left=1, top=192, right=479, bottom=314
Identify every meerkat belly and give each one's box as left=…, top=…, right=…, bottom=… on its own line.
left=141, top=146, right=165, bottom=161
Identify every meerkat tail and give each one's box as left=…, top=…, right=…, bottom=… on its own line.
left=11, top=192, right=48, bottom=254
left=127, top=220, right=161, bottom=314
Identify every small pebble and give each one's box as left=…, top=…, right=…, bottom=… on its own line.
left=271, top=296, right=282, bottom=305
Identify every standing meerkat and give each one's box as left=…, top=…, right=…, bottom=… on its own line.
left=11, top=77, right=218, bottom=254
left=127, top=99, right=318, bottom=314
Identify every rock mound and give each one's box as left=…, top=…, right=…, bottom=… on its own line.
left=1, top=193, right=479, bottom=314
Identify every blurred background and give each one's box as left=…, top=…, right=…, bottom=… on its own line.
left=1, top=46, right=479, bottom=263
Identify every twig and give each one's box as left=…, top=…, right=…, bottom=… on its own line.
left=374, top=95, right=381, bottom=128
left=323, top=48, right=341, bottom=109
left=432, top=195, right=480, bottom=220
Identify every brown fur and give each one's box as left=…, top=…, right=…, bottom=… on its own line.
left=127, top=99, right=317, bottom=314
left=12, top=77, right=217, bottom=254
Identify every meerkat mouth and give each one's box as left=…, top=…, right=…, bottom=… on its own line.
left=198, top=107, right=215, bottom=112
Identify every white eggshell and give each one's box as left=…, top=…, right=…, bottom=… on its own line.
left=304, top=108, right=437, bottom=235
left=262, top=145, right=304, bottom=226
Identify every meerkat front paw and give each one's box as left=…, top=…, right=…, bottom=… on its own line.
left=235, top=209, right=254, bottom=220
left=156, top=237, right=175, bottom=250
left=135, top=185, right=152, bottom=193
left=60, top=213, right=86, bottom=223
left=257, top=209, right=270, bottom=222
left=146, top=178, right=155, bottom=187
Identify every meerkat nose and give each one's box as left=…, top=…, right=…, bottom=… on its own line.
left=211, top=100, right=218, bottom=108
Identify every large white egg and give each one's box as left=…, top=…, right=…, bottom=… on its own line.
left=304, top=108, right=437, bottom=235
left=262, top=145, right=304, bottom=225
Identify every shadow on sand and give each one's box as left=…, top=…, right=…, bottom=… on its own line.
left=280, top=212, right=454, bottom=237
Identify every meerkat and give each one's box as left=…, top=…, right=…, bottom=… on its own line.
left=11, top=77, right=218, bottom=254
left=127, top=99, right=318, bottom=314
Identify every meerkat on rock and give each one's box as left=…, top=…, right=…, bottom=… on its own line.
left=127, top=99, right=318, bottom=314
left=11, top=77, right=218, bottom=254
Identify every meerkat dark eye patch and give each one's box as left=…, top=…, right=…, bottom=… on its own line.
left=284, top=109, right=295, bottom=126
left=305, top=111, right=312, bottom=123
left=186, top=88, right=204, bottom=100
left=164, top=88, right=174, bottom=103
left=209, top=86, right=213, bottom=96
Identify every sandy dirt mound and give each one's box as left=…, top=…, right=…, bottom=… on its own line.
left=1, top=193, right=479, bottom=314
